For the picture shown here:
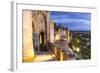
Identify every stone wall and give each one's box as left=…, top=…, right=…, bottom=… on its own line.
left=23, top=10, right=35, bottom=62
left=50, top=21, right=54, bottom=43
left=22, top=10, right=55, bottom=62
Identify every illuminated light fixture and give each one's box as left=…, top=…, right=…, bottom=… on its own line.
left=76, top=47, right=80, bottom=52
left=55, top=34, right=60, bottom=41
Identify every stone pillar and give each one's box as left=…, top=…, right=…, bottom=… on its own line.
left=23, top=10, right=35, bottom=62
left=47, top=12, right=50, bottom=42
left=67, top=30, right=70, bottom=43
left=50, top=21, right=54, bottom=43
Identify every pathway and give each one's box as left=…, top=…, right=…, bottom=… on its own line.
left=34, top=51, right=56, bottom=62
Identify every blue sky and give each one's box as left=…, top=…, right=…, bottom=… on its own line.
left=50, top=11, right=91, bottom=31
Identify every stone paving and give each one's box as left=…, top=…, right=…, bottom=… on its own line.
left=34, top=51, right=56, bottom=62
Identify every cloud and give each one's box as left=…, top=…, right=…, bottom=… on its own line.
left=51, top=11, right=91, bottom=20
left=67, top=25, right=91, bottom=31
left=52, top=18, right=90, bottom=26
left=51, top=15, right=71, bottom=19
left=50, top=11, right=91, bottom=31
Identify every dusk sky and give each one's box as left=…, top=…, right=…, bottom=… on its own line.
left=50, top=11, right=91, bottom=31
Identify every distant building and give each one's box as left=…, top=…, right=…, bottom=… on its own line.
left=55, top=26, right=70, bottom=43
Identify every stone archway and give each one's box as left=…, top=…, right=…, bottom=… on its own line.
left=40, top=31, right=45, bottom=51
left=37, top=12, right=47, bottom=51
